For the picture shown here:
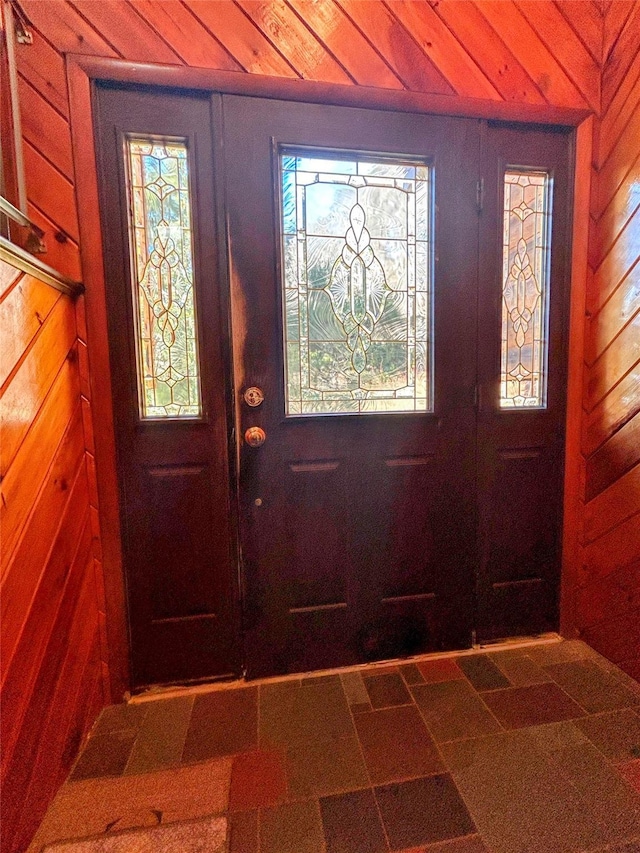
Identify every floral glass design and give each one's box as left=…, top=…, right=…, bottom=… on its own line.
left=126, top=139, right=201, bottom=419
left=500, top=170, right=552, bottom=408
left=281, top=152, right=433, bottom=415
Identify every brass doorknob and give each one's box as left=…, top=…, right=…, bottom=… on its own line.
left=245, top=426, right=266, bottom=447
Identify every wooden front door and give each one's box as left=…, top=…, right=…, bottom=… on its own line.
left=95, top=83, right=572, bottom=687
left=224, top=97, right=480, bottom=677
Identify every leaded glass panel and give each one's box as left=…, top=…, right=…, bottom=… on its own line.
left=500, top=170, right=552, bottom=409
left=280, top=151, right=433, bottom=416
left=125, top=138, right=202, bottom=419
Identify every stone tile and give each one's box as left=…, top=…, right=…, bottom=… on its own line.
left=456, top=655, right=511, bottom=691
left=526, top=721, right=640, bottom=844
left=320, top=789, right=387, bottom=853
left=574, top=709, right=640, bottom=762
left=285, top=734, right=369, bottom=799
left=422, top=837, right=489, bottom=852
left=487, top=651, right=552, bottom=687
left=481, top=683, right=585, bottom=729
left=585, top=842, right=640, bottom=853
left=354, top=704, right=444, bottom=784
left=124, top=696, right=193, bottom=775
left=228, top=750, right=287, bottom=812
left=301, top=674, right=341, bottom=687
left=374, top=775, right=475, bottom=849
left=412, top=680, right=502, bottom=743
left=417, top=658, right=466, bottom=684
left=182, top=687, right=258, bottom=762
left=351, top=701, right=373, bottom=714
left=28, top=760, right=232, bottom=851
left=228, top=810, right=258, bottom=853
left=544, top=660, right=640, bottom=713
left=526, top=639, right=596, bottom=666
left=260, top=678, right=354, bottom=749
left=340, top=672, right=370, bottom=708
left=40, top=815, right=227, bottom=852
left=260, top=800, right=325, bottom=853
left=363, top=672, right=412, bottom=708
left=398, top=663, right=425, bottom=685
left=618, top=761, right=640, bottom=795
left=90, top=703, right=149, bottom=738
left=70, top=731, right=138, bottom=782
left=441, top=729, right=612, bottom=853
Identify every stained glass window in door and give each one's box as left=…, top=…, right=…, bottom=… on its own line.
left=280, top=151, right=433, bottom=415
left=125, top=139, right=201, bottom=419
left=500, top=170, right=552, bottom=409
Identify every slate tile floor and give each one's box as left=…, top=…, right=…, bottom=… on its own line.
left=28, top=640, right=640, bottom=853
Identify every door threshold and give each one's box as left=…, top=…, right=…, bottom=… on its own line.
left=128, top=632, right=562, bottom=704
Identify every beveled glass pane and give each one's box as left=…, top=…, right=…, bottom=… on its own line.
left=125, top=139, right=202, bottom=419
left=500, top=170, right=552, bottom=409
left=280, top=150, right=433, bottom=416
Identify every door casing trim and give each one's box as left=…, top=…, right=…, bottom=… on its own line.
left=66, top=55, right=590, bottom=701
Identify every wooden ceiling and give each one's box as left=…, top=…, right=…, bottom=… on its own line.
left=20, top=0, right=610, bottom=110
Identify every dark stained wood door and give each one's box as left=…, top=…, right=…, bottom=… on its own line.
left=94, top=82, right=572, bottom=687
left=223, top=97, right=480, bottom=677
left=94, top=85, right=240, bottom=688
left=475, top=123, right=572, bottom=641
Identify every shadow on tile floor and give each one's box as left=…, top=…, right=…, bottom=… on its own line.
left=27, top=640, right=640, bottom=853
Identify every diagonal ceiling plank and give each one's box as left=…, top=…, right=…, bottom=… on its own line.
left=516, top=0, right=600, bottom=112
left=287, top=0, right=404, bottom=89
left=385, top=0, right=501, bottom=100
left=128, top=0, right=242, bottom=71
left=18, top=0, right=118, bottom=57
left=335, top=0, right=454, bottom=95
left=69, top=0, right=183, bottom=64
left=187, top=1, right=298, bottom=78
left=602, top=0, right=636, bottom=63
left=236, top=0, right=352, bottom=83
left=602, top=2, right=640, bottom=111
left=555, top=0, right=604, bottom=67
left=427, top=0, right=546, bottom=104
left=474, top=0, right=590, bottom=109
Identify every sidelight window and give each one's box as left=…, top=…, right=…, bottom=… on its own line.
left=500, top=170, right=552, bottom=409
left=125, top=138, right=202, bottom=419
left=280, top=150, right=434, bottom=415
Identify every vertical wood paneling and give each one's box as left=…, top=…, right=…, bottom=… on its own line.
left=0, top=258, right=100, bottom=853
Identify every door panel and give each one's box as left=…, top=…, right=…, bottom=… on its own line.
left=476, top=124, right=572, bottom=640
left=94, top=85, right=240, bottom=687
left=223, top=96, right=480, bottom=677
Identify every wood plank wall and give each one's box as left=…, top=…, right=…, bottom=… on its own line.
left=580, top=1, right=640, bottom=681
left=5, top=0, right=639, bottom=847
left=0, top=260, right=104, bottom=853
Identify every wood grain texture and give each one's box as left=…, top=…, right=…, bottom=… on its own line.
left=0, top=258, right=101, bottom=853
left=5, top=2, right=640, bottom=848
left=0, top=293, right=76, bottom=478
left=578, top=1, right=640, bottom=680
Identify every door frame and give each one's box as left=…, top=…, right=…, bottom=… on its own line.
left=66, top=54, right=591, bottom=701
